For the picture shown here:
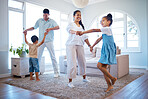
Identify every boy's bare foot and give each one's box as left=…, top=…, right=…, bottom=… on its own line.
left=36, top=78, right=40, bottom=81
left=30, top=78, right=34, bottom=80
left=105, top=86, right=113, bottom=92
left=111, top=77, right=117, bottom=85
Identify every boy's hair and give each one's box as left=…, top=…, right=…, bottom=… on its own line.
left=31, top=35, right=38, bottom=43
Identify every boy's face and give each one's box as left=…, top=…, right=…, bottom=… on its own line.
left=34, top=40, right=38, bottom=44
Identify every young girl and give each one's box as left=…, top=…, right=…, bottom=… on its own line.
left=66, top=10, right=91, bottom=88
left=78, top=13, right=117, bottom=92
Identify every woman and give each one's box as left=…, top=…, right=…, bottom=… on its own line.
left=66, top=10, right=91, bottom=88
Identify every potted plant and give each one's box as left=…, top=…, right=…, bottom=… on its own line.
left=9, top=43, right=29, bottom=57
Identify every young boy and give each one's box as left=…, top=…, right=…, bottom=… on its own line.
left=24, top=32, right=48, bottom=81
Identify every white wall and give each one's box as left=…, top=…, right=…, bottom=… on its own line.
left=0, top=0, right=9, bottom=74
left=82, top=0, right=148, bottom=68
left=147, top=0, right=148, bottom=70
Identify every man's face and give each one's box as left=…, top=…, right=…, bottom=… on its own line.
left=43, top=13, right=49, bottom=20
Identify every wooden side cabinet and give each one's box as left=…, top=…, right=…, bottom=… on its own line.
left=11, top=57, right=45, bottom=78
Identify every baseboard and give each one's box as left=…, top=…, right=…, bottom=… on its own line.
left=129, top=65, right=147, bottom=69
left=0, top=73, right=11, bottom=78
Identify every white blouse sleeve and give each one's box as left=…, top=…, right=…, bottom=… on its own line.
left=101, top=27, right=112, bottom=36
left=66, top=23, right=73, bottom=33
left=81, top=34, right=88, bottom=41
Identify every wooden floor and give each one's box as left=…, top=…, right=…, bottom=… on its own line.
left=106, top=72, right=148, bottom=99
left=0, top=78, right=56, bottom=99
left=0, top=70, right=148, bottom=99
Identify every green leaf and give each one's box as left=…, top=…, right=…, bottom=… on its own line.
left=13, top=50, right=15, bottom=55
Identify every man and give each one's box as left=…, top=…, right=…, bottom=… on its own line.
left=23, top=9, right=60, bottom=77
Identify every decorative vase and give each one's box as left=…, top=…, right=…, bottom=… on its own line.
left=20, top=51, right=26, bottom=57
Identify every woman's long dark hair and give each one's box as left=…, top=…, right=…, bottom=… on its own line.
left=73, top=10, right=85, bottom=30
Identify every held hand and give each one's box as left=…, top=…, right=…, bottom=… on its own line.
left=90, top=46, right=93, bottom=52
left=44, top=32, right=48, bottom=36
left=24, top=32, right=27, bottom=35
left=79, top=31, right=84, bottom=36
left=76, top=31, right=82, bottom=35
left=46, top=28, right=51, bottom=33
left=23, top=30, right=27, bottom=34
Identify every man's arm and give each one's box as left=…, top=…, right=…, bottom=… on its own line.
left=46, top=26, right=60, bottom=33
left=23, top=27, right=34, bottom=34
left=37, top=32, right=48, bottom=47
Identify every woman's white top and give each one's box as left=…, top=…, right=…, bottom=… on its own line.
left=66, top=22, right=88, bottom=46
left=100, top=27, right=113, bottom=36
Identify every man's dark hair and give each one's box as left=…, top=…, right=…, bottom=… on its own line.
left=31, top=35, right=38, bottom=43
left=43, top=9, right=49, bottom=14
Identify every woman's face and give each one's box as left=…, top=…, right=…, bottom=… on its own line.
left=74, top=12, right=81, bottom=22
left=100, top=17, right=110, bottom=27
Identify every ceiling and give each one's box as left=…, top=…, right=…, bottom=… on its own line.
left=64, top=0, right=108, bottom=5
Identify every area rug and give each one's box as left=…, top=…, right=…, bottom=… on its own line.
left=4, top=71, right=144, bottom=99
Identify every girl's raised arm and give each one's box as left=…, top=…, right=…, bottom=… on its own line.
left=80, top=29, right=101, bottom=35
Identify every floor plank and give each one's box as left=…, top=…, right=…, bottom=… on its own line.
left=0, top=82, right=56, bottom=99
left=106, top=72, right=148, bottom=99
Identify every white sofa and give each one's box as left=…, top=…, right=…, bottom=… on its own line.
left=59, top=47, right=129, bottom=78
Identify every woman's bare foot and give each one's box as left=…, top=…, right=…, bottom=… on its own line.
left=36, top=78, right=40, bottom=81
left=105, top=85, right=113, bottom=92
left=111, top=77, right=117, bottom=85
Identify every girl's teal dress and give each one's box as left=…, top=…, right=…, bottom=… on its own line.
left=98, top=27, right=117, bottom=65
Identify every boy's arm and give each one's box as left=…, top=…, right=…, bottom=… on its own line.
left=92, top=36, right=102, bottom=48
left=24, top=33, right=29, bottom=45
left=37, top=32, right=48, bottom=47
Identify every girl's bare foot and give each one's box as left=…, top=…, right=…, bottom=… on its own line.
left=111, top=77, right=117, bottom=85
left=105, top=85, right=113, bottom=92
left=30, top=78, right=35, bottom=80
left=36, top=78, right=40, bottom=81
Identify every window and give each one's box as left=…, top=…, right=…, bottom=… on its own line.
left=8, top=1, right=69, bottom=71
left=89, top=11, right=140, bottom=52
left=8, top=0, right=25, bottom=69
left=25, top=3, right=68, bottom=70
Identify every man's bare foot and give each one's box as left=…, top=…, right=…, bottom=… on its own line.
left=105, top=86, right=113, bottom=92
left=36, top=78, right=40, bottom=81
left=111, top=77, right=117, bottom=85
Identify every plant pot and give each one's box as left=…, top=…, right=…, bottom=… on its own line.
left=20, top=51, right=26, bottom=57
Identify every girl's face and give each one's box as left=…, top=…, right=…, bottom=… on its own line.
left=100, top=17, right=110, bottom=27
left=73, top=12, right=81, bottom=22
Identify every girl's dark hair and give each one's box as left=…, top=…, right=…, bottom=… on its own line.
left=103, top=13, right=113, bottom=26
left=73, top=10, right=85, bottom=30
